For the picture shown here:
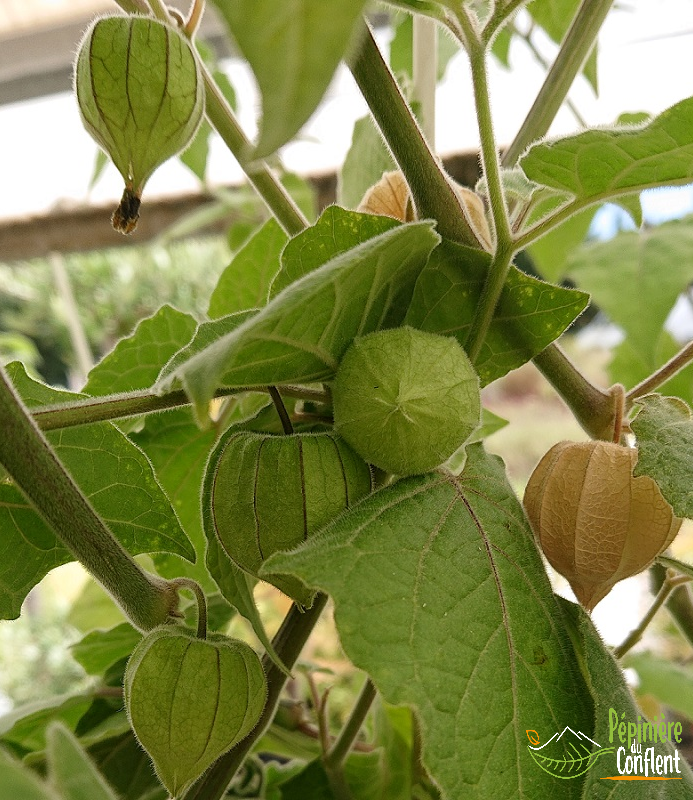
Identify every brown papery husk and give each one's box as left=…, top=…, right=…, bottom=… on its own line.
left=523, top=440, right=681, bottom=611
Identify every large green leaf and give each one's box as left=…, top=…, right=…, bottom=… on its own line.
left=211, top=0, right=368, bottom=158
left=559, top=600, right=693, bottom=796
left=157, top=221, right=440, bottom=420
left=269, top=206, right=399, bottom=298
left=208, top=219, right=288, bottom=318
left=405, top=240, right=589, bottom=384
left=631, top=394, right=693, bottom=519
left=87, top=730, right=168, bottom=800
left=84, top=305, right=197, bottom=396
left=566, top=220, right=693, bottom=368
left=266, top=444, right=594, bottom=799
left=131, top=408, right=218, bottom=591
left=528, top=208, right=596, bottom=283
left=46, top=723, right=118, bottom=800
left=0, top=364, right=194, bottom=619
left=521, top=97, right=693, bottom=216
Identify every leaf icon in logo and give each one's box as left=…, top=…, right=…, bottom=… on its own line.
left=527, top=726, right=614, bottom=780
left=526, top=729, right=541, bottom=746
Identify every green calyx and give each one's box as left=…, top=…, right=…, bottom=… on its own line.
left=75, top=15, right=204, bottom=232
left=332, top=327, right=481, bottom=476
left=203, top=431, right=373, bottom=606
left=124, top=626, right=267, bottom=797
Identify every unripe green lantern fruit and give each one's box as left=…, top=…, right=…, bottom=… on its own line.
left=124, top=626, right=266, bottom=797
left=75, top=16, right=204, bottom=233
left=204, top=431, right=372, bottom=606
left=332, top=327, right=481, bottom=476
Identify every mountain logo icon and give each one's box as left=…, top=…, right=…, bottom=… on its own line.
left=526, top=727, right=615, bottom=779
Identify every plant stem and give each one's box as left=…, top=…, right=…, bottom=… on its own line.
left=31, top=385, right=329, bottom=431
left=183, top=0, right=205, bottom=38
left=502, top=0, right=615, bottom=167
left=324, top=678, right=377, bottom=767
left=171, top=578, right=208, bottom=639
left=269, top=386, right=294, bottom=435
left=142, top=0, right=308, bottom=236
left=532, top=345, right=616, bottom=440
left=348, top=22, right=481, bottom=248
left=456, top=18, right=515, bottom=360
left=0, top=366, right=179, bottom=631
left=481, top=0, right=527, bottom=44
left=626, top=340, right=693, bottom=405
left=651, top=560, right=693, bottom=649
left=180, top=594, right=329, bottom=800
left=614, top=571, right=692, bottom=659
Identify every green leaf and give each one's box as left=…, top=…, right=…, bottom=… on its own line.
left=46, top=723, right=118, bottom=800
left=338, top=116, right=395, bottom=211
left=159, top=310, right=257, bottom=380
left=623, top=651, right=693, bottom=723
left=0, top=364, right=194, bottom=619
left=270, top=206, right=400, bottom=299
left=0, top=749, right=58, bottom=800
left=67, top=579, right=126, bottom=633
left=71, top=623, right=142, bottom=676
left=266, top=444, right=594, bottom=799
left=87, top=730, right=168, bottom=800
left=211, top=0, right=368, bottom=158
left=561, top=600, right=693, bottom=795
left=208, top=219, right=288, bottom=318
left=158, top=221, right=440, bottom=420
left=631, top=394, right=693, bottom=519
left=131, top=409, right=219, bottom=592
left=84, top=305, right=197, bottom=395
left=205, top=534, right=289, bottom=675
left=566, top=219, right=693, bottom=368
left=0, top=694, right=95, bottom=756
left=405, top=240, right=589, bottom=385
left=528, top=0, right=598, bottom=92
left=521, top=97, right=693, bottom=215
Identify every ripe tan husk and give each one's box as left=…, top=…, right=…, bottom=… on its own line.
left=523, top=440, right=681, bottom=611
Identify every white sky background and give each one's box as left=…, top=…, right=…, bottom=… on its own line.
left=1, top=1, right=693, bottom=221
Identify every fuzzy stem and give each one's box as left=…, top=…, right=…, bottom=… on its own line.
left=324, top=678, right=377, bottom=768
left=31, top=385, right=329, bottom=431
left=481, top=0, right=527, bottom=44
left=0, top=366, right=178, bottom=631
left=626, top=340, right=693, bottom=405
left=180, top=594, right=329, bottom=800
left=614, top=571, right=692, bottom=660
left=269, top=386, right=294, bottom=435
left=170, top=578, right=208, bottom=639
left=651, top=560, right=693, bottom=649
left=458, top=22, right=515, bottom=360
left=348, top=22, right=481, bottom=248
left=183, top=0, right=205, bottom=38
left=502, top=0, right=615, bottom=167
left=532, top=345, right=616, bottom=441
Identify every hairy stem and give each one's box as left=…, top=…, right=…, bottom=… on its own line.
left=171, top=578, right=208, bottom=639
left=348, top=22, right=481, bottom=247
left=614, top=570, right=692, bottom=659
left=626, top=340, right=693, bottom=405
left=502, top=0, right=615, bottom=167
left=0, top=366, right=178, bottom=631
left=32, top=385, right=329, bottom=431
left=481, top=0, right=527, bottom=44
left=325, top=678, right=377, bottom=767
left=532, top=345, right=616, bottom=440
left=269, top=386, right=294, bottom=435
left=180, top=594, right=329, bottom=800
